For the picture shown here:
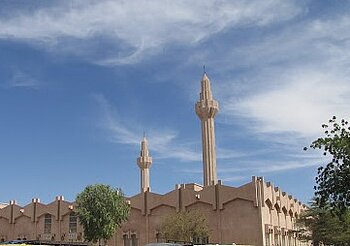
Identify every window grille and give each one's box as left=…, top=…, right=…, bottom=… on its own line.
left=69, top=213, right=78, bottom=233
left=44, top=214, right=52, bottom=234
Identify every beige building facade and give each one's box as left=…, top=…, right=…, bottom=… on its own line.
left=119, top=177, right=307, bottom=246
left=0, top=197, right=83, bottom=242
left=0, top=73, right=308, bottom=246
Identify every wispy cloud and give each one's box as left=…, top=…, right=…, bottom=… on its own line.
left=213, top=14, right=350, bottom=140
left=94, top=94, right=140, bottom=145
left=0, top=0, right=304, bottom=65
left=93, top=93, right=201, bottom=162
left=93, top=94, right=260, bottom=163
left=218, top=159, right=323, bottom=175
left=5, top=69, right=40, bottom=88
left=260, top=161, right=320, bottom=173
left=226, top=69, right=350, bottom=136
left=220, top=175, right=247, bottom=182
left=216, top=147, right=247, bottom=159
left=182, top=151, right=325, bottom=176
left=220, top=151, right=326, bottom=173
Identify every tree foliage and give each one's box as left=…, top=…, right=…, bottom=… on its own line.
left=297, top=199, right=350, bottom=246
left=75, top=184, right=130, bottom=244
left=306, top=116, right=350, bottom=212
left=159, top=210, right=210, bottom=243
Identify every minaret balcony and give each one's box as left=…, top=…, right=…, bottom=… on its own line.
left=137, top=156, right=152, bottom=168
left=195, top=99, right=219, bottom=119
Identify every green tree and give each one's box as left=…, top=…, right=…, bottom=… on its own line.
left=306, top=116, right=350, bottom=212
left=297, top=199, right=350, bottom=246
left=159, top=210, right=210, bottom=244
left=75, top=184, right=130, bottom=245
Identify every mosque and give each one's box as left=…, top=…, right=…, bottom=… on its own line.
left=0, top=74, right=308, bottom=246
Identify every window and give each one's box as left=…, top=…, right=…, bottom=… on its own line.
left=123, top=234, right=129, bottom=246
left=265, top=234, right=271, bottom=246
left=193, top=236, right=209, bottom=244
left=274, top=234, right=279, bottom=246
left=69, top=213, right=77, bottom=233
left=131, top=234, right=137, bottom=246
left=44, top=214, right=52, bottom=234
left=202, top=236, right=209, bottom=244
left=156, top=232, right=161, bottom=243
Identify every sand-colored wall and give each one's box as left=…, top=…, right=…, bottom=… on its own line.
left=115, top=177, right=308, bottom=246
left=0, top=177, right=308, bottom=246
left=0, top=197, right=83, bottom=242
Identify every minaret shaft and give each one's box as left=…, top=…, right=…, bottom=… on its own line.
left=140, top=168, right=150, bottom=192
left=195, top=73, right=219, bottom=186
left=201, top=118, right=217, bottom=186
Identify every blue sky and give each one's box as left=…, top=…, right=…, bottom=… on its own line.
left=1, top=0, right=349, bottom=205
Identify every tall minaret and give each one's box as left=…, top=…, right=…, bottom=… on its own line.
left=195, top=73, right=219, bottom=186
left=137, top=136, right=153, bottom=192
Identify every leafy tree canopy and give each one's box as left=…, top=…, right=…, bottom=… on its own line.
left=305, top=116, right=350, bottom=213
left=75, top=184, right=130, bottom=243
left=297, top=199, right=350, bottom=246
left=159, top=210, right=210, bottom=243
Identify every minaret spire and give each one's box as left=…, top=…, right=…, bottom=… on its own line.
left=195, top=72, right=219, bottom=186
left=137, top=136, right=153, bottom=192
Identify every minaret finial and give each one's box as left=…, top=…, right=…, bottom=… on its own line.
left=203, top=65, right=206, bottom=74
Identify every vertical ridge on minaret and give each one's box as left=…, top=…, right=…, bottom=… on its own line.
left=195, top=72, right=219, bottom=186
left=137, top=136, right=153, bottom=192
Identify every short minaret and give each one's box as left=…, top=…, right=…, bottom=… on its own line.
left=195, top=73, right=219, bottom=186
left=137, top=136, right=153, bottom=192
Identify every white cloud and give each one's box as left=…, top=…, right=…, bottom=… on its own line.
left=226, top=69, right=350, bottom=136
left=259, top=161, right=321, bottom=173
left=182, top=155, right=324, bottom=177
left=5, top=69, right=40, bottom=88
left=220, top=175, right=246, bottom=182
left=94, top=93, right=201, bottom=162
left=94, top=94, right=140, bottom=145
left=217, top=158, right=323, bottom=174
left=93, top=94, right=258, bottom=163
left=219, top=14, right=350, bottom=139
left=0, top=0, right=303, bottom=65
left=216, top=147, right=247, bottom=159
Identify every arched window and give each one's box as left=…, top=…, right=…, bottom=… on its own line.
left=282, top=207, right=288, bottom=215
left=274, top=203, right=281, bottom=213
left=123, top=234, right=129, bottom=246
left=44, top=214, right=52, bottom=234
left=131, top=233, right=137, bottom=246
left=155, top=232, right=161, bottom=243
left=69, top=213, right=77, bottom=233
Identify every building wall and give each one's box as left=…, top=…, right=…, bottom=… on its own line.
left=259, top=178, right=307, bottom=246
left=0, top=177, right=308, bottom=246
left=0, top=197, right=83, bottom=243
left=116, top=176, right=307, bottom=246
